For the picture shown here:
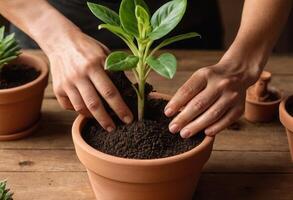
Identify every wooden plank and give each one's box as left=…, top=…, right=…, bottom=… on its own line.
left=0, top=172, right=95, bottom=200
left=41, top=98, right=76, bottom=124
left=194, top=174, right=293, bottom=200
left=0, top=172, right=292, bottom=200
left=0, top=150, right=84, bottom=172
left=0, top=150, right=291, bottom=173
left=205, top=151, right=293, bottom=173
left=214, top=119, right=290, bottom=152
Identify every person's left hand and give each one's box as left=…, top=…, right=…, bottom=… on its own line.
left=164, top=59, right=262, bottom=138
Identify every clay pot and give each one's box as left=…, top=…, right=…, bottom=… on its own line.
left=279, top=95, right=293, bottom=161
left=72, top=93, right=214, bottom=200
left=245, top=71, right=282, bottom=122
left=0, top=52, right=49, bottom=141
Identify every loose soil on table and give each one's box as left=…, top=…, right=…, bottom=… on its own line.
left=286, top=96, right=293, bottom=117
left=82, top=72, right=205, bottom=159
left=0, top=64, right=40, bottom=89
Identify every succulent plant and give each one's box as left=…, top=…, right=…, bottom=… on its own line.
left=0, top=26, right=21, bottom=71
left=88, top=0, right=200, bottom=120
left=0, top=180, right=13, bottom=200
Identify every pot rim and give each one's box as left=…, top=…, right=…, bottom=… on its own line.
left=0, top=51, right=49, bottom=94
left=72, top=94, right=215, bottom=166
left=246, top=87, right=283, bottom=106
left=280, top=95, right=293, bottom=131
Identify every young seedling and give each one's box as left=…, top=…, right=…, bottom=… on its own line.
left=0, top=26, right=21, bottom=72
left=0, top=180, right=13, bottom=200
left=88, top=0, right=200, bottom=120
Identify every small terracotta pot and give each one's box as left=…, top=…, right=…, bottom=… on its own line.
left=279, top=95, right=293, bottom=161
left=0, top=52, right=49, bottom=141
left=245, top=71, right=282, bottom=122
left=245, top=87, right=282, bottom=122
left=72, top=93, right=214, bottom=200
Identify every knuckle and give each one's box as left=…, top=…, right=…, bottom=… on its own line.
left=101, top=87, right=117, bottom=99
left=192, top=99, right=206, bottom=111
left=53, top=85, right=65, bottom=97
left=211, top=108, right=222, bottom=118
left=74, top=105, right=86, bottom=113
left=60, top=100, right=71, bottom=110
left=86, top=99, right=100, bottom=111
left=197, top=67, right=211, bottom=76
left=179, top=84, right=194, bottom=96
left=67, top=71, right=80, bottom=81
left=218, top=78, right=231, bottom=89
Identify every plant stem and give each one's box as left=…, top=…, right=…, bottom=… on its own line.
left=136, top=42, right=147, bottom=121
left=137, top=77, right=145, bottom=121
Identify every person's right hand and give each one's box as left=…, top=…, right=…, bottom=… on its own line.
left=47, top=32, right=133, bottom=132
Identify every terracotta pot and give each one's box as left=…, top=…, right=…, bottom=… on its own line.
left=0, top=52, right=49, bottom=141
left=245, top=71, right=282, bottom=122
left=279, top=95, right=293, bottom=161
left=72, top=93, right=214, bottom=200
left=245, top=87, right=282, bottom=122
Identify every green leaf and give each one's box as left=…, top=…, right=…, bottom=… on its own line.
left=135, top=0, right=150, bottom=14
left=99, top=24, right=133, bottom=42
left=0, top=26, right=5, bottom=41
left=105, top=51, right=139, bottom=71
left=135, top=5, right=151, bottom=38
left=87, top=2, right=120, bottom=26
left=119, top=0, right=139, bottom=37
left=153, top=32, right=200, bottom=52
left=149, top=0, right=187, bottom=40
left=147, top=53, right=177, bottom=79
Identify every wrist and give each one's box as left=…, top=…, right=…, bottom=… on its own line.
left=29, top=8, right=82, bottom=55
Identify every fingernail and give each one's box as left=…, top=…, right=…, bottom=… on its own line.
left=180, top=129, right=191, bottom=138
left=123, top=115, right=133, bottom=124
left=165, top=107, right=174, bottom=116
left=106, top=126, right=114, bottom=133
left=169, top=124, right=179, bottom=133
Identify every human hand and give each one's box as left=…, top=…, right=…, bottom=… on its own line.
left=164, top=59, right=262, bottom=138
left=47, top=33, right=133, bottom=132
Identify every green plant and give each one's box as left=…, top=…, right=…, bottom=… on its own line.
left=0, top=26, right=21, bottom=72
left=0, top=180, right=13, bottom=200
left=88, top=0, right=200, bottom=120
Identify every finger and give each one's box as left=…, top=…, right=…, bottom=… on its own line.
left=169, top=85, right=221, bottom=134
left=53, top=85, right=74, bottom=110
left=89, top=67, right=133, bottom=124
left=165, top=72, right=207, bottom=117
left=57, top=95, right=74, bottom=110
left=179, top=93, right=238, bottom=138
left=76, top=79, right=115, bottom=132
left=205, top=104, right=244, bottom=136
left=65, top=86, right=91, bottom=117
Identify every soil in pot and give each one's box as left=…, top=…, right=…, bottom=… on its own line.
left=0, top=64, right=40, bottom=89
left=82, top=72, right=205, bottom=159
left=285, top=96, right=293, bottom=116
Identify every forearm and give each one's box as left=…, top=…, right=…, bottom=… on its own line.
left=222, top=0, right=292, bottom=70
left=0, top=0, right=82, bottom=53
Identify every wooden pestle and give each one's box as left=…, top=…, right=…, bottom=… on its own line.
left=254, top=71, right=271, bottom=102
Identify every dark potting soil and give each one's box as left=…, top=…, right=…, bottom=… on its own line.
left=286, top=96, right=293, bottom=117
left=263, top=90, right=280, bottom=102
left=0, top=64, right=40, bottom=89
left=82, top=72, right=205, bottom=159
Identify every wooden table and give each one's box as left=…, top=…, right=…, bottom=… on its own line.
left=0, top=50, right=292, bottom=200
